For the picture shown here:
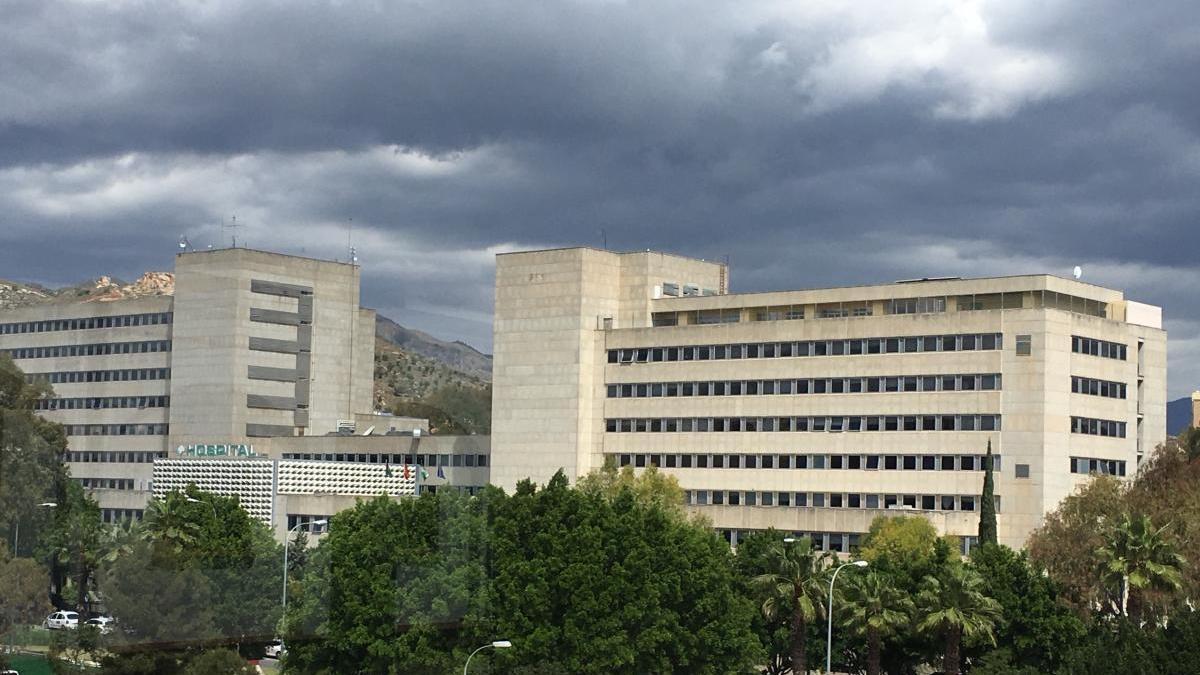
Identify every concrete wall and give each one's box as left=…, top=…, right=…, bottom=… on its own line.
left=168, top=248, right=374, bottom=446
left=490, top=248, right=1168, bottom=549
left=490, top=248, right=725, bottom=492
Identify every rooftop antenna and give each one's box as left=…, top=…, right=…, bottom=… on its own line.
left=223, top=215, right=239, bottom=248
left=1073, top=265, right=1083, bottom=280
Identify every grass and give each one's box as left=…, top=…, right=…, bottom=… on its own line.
left=6, top=626, right=52, bottom=648
left=5, top=653, right=53, bottom=675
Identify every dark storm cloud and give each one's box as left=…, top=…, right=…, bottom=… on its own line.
left=3, top=0, right=1200, bottom=394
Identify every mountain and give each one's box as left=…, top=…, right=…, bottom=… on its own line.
left=374, top=314, right=491, bottom=379
left=0, top=273, right=175, bottom=310
left=372, top=316, right=492, bottom=434
left=1168, top=396, right=1193, bottom=436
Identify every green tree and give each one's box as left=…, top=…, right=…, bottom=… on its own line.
left=0, top=542, right=52, bottom=646
left=1180, top=426, right=1200, bottom=462
left=101, top=488, right=282, bottom=668
left=0, top=353, right=68, bottom=560
left=287, top=472, right=760, bottom=674
left=751, top=536, right=832, bottom=675
left=181, top=649, right=256, bottom=675
left=1097, top=512, right=1184, bottom=618
left=1028, top=476, right=1124, bottom=613
left=839, top=571, right=914, bottom=675
left=969, top=543, right=1084, bottom=672
left=731, top=530, right=792, bottom=675
left=141, top=492, right=202, bottom=555
left=40, top=481, right=104, bottom=614
left=978, top=439, right=997, bottom=545
left=859, top=515, right=953, bottom=584
left=576, top=461, right=685, bottom=516
left=916, top=564, right=1001, bottom=675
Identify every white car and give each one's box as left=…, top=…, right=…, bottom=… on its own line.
left=85, top=616, right=115, bottom=634
left=264, top=640, right=284, bottom=658
left=44, top=611, right=79, bottom=630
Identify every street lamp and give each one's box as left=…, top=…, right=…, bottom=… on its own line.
left=464, top=640, right=512, bottom=675
left=12, top=502, right=57, bottom=557
left=280, top=519, right=326, bottom=656
left=185, top=496, right=218, bottom=519
left=827, top=560, right=868, bottom=673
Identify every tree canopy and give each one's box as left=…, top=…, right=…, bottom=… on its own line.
left=284, top=470, right=761, bottom=674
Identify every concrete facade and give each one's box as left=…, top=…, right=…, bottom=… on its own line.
left=1, top=248, right=487, bottom=533
left=491, top=247, right=1167, bottom=550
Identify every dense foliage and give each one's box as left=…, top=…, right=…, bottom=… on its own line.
left=284, top=469, right=761, bottom=674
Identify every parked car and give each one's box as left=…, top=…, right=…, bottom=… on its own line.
left=44, top=611, right=79, bottom=630
left=85, top=616, right=115, bottom=634
left=264, top=640, right=284, bottom=658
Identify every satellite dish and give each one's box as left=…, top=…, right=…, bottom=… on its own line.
left=1072, top=266, right=1082, bottom=279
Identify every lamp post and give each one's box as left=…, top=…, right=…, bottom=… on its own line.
left=184, top=495, right=218, bottom=519
left=827, top=560, right=868, bottom=673
left=464, top=640, right=512, bottom=675
left=280, top=519, right=326, bottom=656
left=12, top=502, right=57, bottom=558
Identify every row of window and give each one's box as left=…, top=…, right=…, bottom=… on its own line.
left=608, top=333, right=1004, bottom=364
left=4, top=340, right=172, bottom=360
left=26, top=368, right=171, bottom=384
left=720, top=529, right=980, bottom=555
left=78, top=477, right=136, bottom=491
left=421, top=484, right=487, bottom=496
left=36, top=395, right=170, bottom=411
left=606, top=414, right=1002, bottom=433
left=613, top=452, right=999, bottom=472
left=607, top=373, right=1002, bottom=399
left=0, top=312, right=173, bottom=335
left=280, top=452, right=489, bottom=468
left=100, top=508, right=144, bottom=523
left=686, top=489, right=995, bottom=512
left=1072, top=335, right=1127, bottom=360
left=286, top=514, right=332, bottom=532
left=64, top=423, right=169, bottom=436
left=1071, top=376, right=1127, bottom=399
left=1071, top=456, right=1128, bottom=476
left=68, top=450, right=167, bottom=463
left=1070, top=416, right=1127, bottom=438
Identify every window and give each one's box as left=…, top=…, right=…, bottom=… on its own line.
left=1016, top=334, right=1032, bottom=356
left=1015, top=463, right=1030, bottom=478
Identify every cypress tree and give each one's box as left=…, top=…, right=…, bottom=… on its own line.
left=978, top=439, right=997, bottom=546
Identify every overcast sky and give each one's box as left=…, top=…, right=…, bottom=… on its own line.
left=2, top=0, right=1199, bottom=397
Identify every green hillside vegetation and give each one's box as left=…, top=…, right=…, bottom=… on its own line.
left=373, top=337, right=491, bottom=435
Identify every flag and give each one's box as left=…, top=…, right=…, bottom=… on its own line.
left=385, top=458, right=393, bottom=478
left=403, top=465, right=411, bottom=480
left=436, top=466, right=445, bottom=480
left=419, top=466, right=429, bottom=480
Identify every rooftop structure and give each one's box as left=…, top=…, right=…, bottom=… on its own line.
left=491, top=247, right=1166, bottom=550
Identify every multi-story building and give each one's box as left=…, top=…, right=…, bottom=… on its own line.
left=0, top=247, right=488, bottom=534
left=491, top=247, right=1166, bottom=550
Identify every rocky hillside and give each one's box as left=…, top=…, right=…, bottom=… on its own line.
left=372, top=326, right=492, bottom=435
left=0, top=273, right=175, bottom=309
left=375, top=315, right=491, bottom=380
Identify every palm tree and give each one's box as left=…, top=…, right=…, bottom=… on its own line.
left=840, top=571, right=914, bottom=675
left=1096, top=512, right=1184, bottom=618
left=142, top=493, right=201, bottom=554
left=916, top=565, right=1001, bottom=675
left=751, top=536, right=833, bottom=674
